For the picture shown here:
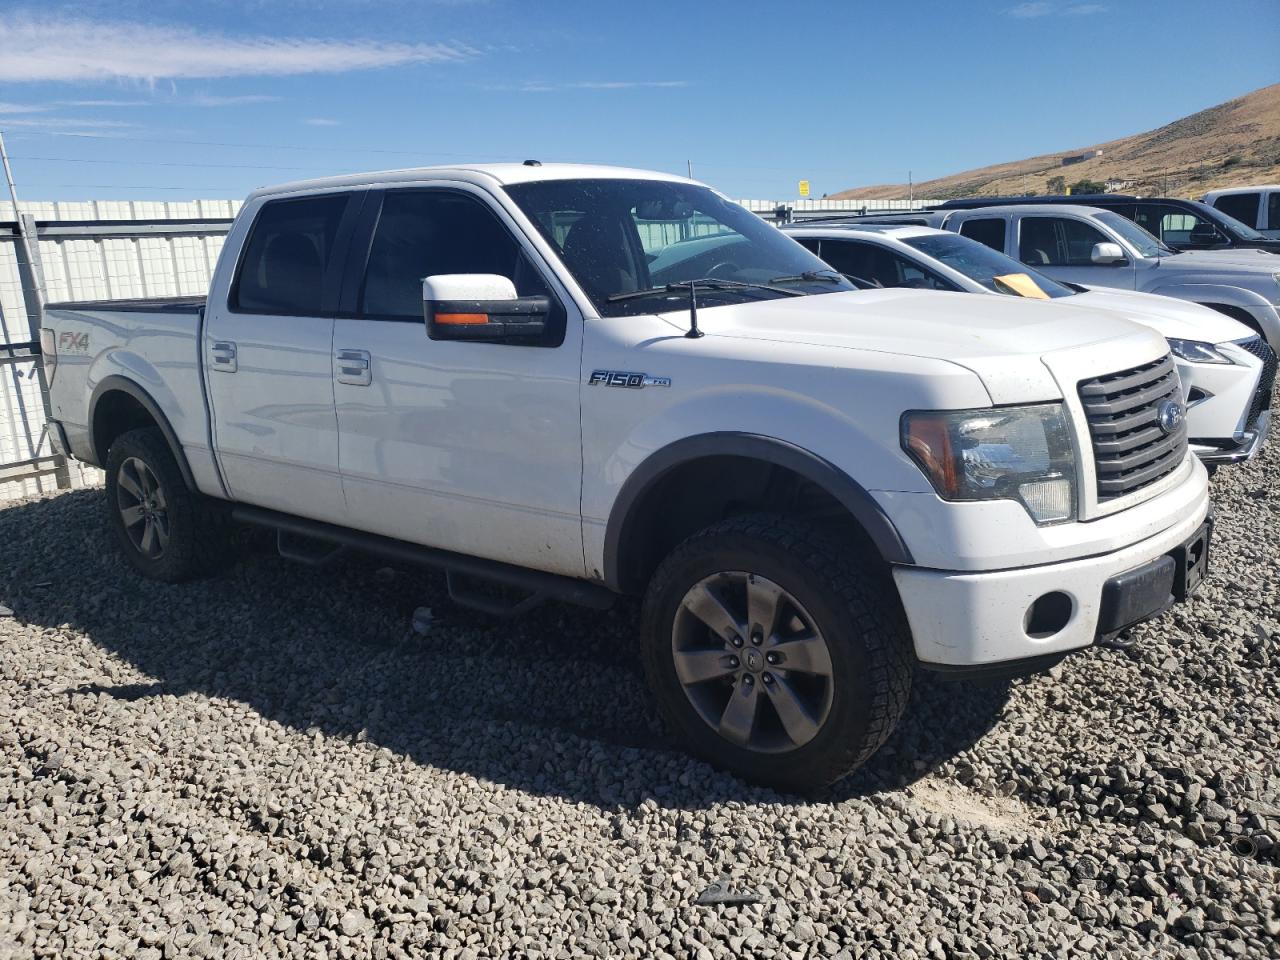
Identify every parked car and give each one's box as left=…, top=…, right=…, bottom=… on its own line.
left=936, top=194, right=1280, bottom=254
left=41, top=164, right=1213, bottom=789
left=1203, top=186, right=1280, bottom=239
left=782, top=223, right=1273, bottom=466
left=851, top=203, right=1280, bottom=353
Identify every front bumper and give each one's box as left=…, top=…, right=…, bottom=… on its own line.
left=1194, top=409, right=1271, bottom=464
left=893, top=484, right=1210, bottom=668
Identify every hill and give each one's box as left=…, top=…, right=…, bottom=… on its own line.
left=832, top=83, right=1280, bottom=201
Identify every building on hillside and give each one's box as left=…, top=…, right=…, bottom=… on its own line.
left=1062, top=149, right=1103, bottom=166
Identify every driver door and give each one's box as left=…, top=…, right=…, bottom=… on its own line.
left=1016, top=215, right=1137, bottom=290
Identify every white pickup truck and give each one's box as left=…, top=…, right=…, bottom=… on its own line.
left=41, top=164, right=1212, bottom=789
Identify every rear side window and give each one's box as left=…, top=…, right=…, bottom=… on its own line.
left=1019, top=217, right=1108, bottom=266
left=1213, top=192, right=1261, bottom=228
left=818, top=239, right=950, bottom=290
left=1269, top=193, right=1280, bottom=230
left=232, top=194, right=348, bottom=315
left=958, top=218, right=1006, bottom=252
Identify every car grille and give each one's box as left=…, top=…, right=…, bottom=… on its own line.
left=1238, top=336, right=1276, bottom=432
left=1078, top=354, right=1187, bottom=503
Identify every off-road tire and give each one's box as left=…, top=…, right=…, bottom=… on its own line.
left=641, top=514, right=912, bottom=791
left=104, top=427, right=232, bottom=582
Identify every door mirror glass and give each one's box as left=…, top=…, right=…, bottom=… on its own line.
left=423, top=274, right=548, bottom=341
left=1090, top=242, right=1127, bottom=265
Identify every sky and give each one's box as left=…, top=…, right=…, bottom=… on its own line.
left=0, top=0, right=1277, bottom=202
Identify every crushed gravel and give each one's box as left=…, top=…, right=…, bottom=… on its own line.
left=1, top=438, right=1277, bottom=959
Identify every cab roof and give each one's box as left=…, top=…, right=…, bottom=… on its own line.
left=248, top=162, right=691, bottom=201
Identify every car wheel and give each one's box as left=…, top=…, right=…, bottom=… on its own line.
left=641, top=514, right=912, bottom=791
left=104, top=427, right=231, bottom=582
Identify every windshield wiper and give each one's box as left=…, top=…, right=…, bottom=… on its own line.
left=768, top=269, right=845, bottom=284
left=606, top=278, right=805, bottom=303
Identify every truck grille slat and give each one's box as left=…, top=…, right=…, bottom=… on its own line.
left=1079, top=353, right=1187, bottom=503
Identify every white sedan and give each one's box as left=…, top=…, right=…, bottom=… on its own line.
left=784, top=222, right=1273, bottom=466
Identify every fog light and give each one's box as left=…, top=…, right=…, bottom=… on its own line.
left=1019, top=476, right=1072, bottom=523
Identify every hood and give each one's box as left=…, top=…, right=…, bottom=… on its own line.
left=1071, top=288, right=1254, bottom=344
left=1158, top=249, right=1280, bottom=276
left=657, top=288, right=1169, bottom=404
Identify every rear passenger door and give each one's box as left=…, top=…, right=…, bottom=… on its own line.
left=1015, top=215, right=1136, bottom=290
left=815, top=239, right=952, bottom=289
left=204, top=191, right=361, bottom=520
left=331, top=185, right=585, bottom=576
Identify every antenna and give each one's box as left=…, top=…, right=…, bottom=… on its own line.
left=685, top=279, right=703, bottom=339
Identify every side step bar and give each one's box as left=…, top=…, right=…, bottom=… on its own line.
left=229, top=504, right=615, bottom=611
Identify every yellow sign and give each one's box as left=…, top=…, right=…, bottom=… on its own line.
left=798, top=180, right=810, bottom=198
left=993, top=273, right=1051, bottom=299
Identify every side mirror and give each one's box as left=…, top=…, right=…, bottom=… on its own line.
left=423, top=274, right=548, bottom=342
left=1090, top=242, right=1127, bottom=265
left=1188, top=223, right=1220, bottom=245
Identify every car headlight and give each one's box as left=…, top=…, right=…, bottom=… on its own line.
left=1167, top=338, right=1232, bottom=364
left=902, top=403, right=1076, bottom=524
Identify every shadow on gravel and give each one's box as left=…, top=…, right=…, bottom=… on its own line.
left=1, top=490, right=1010, bottom=810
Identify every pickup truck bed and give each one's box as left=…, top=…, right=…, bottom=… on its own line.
left=45, top=296, right=206, bottom=314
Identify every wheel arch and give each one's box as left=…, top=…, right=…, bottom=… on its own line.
left=602, top=432, right=913, bottom=594
left=89, top=375, right=197, bottom=491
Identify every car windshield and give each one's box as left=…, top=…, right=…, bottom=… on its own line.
left=900, top=232, right=1075, bottom=299
left=503, top=179, right=855, bottom=317
left=1094, top=210, right=1174, bottom=258
left=1193, top=199, right=1265, bottom=240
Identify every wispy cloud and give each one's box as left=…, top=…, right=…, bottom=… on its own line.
left=0, top=102, right=49, bottom=114
left=304, top=117, right=341, bottom=126
left=0, top=116, right=139, bottom=130
left=56, top=99, right=152, bottom=107
left=188, top=93, right=283, bottom=106
left=1007, top=1, right=1106, bottom=16
left=0, top=13, right=477, bottom=83
left=498, top=80, right=689, bottom=94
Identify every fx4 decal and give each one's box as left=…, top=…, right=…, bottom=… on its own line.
left=58, top=331, right=90, bottom=353
left=588, top=370, right=671, bottom=389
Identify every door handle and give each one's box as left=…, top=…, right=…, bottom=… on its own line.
left=210, top=341, right=237, bottom=373
left=335, top=348, right=372, bottom=386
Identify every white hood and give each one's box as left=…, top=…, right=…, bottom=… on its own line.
left=1071, top=288, right=1255, bottom=344
left=658, top=288, right=1169, bottom=404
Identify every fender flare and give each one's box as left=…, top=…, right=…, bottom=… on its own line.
left=602, top=432, right=914, bottom=592
left=88, top=375, right=197, bottom=491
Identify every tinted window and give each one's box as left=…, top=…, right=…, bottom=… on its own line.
left=1213, top=192, right=1261, bottom=228
left=1020, top=217, right=1112, bottom=266
left=504, top=179, right=852, bottom=317
left=233, top=194, right=348, bottom=315
left=1270, top=193, right=1280, bottom=230
left=360, top=190, right=553, bottom=322
left=818, top=239, right=950, bottom=290
left=1132, top=203, right=1222, bottom=245
left=958, top=218, right=1007, bottom=252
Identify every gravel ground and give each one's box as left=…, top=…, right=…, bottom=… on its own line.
left=1, top=440, right=1277, bottom=960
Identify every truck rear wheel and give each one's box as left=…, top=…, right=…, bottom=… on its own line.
left=104, top=427, right=231, bottom=582
left=641, top=514, right=912, bottom=791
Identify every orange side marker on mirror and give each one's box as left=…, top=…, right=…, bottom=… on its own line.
left=436, top=313, right=488, bottom=325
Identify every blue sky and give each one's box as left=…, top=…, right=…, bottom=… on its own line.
left=0, top=0, right=1276, bottom=201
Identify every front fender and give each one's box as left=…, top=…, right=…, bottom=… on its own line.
left=1146, top=282, right=1280, bottom=348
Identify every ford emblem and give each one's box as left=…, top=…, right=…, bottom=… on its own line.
left=1157, top=399, right=1185, bottom=435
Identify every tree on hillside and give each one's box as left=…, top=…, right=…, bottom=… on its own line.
left=1046, top=175, right=1066, bottom=194
left=1069, top=178, right=1106, bottom=195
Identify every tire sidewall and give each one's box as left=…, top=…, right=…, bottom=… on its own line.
left=643, top=526, right=889, bottom=787
left=104, top=429, right=199, bottom=582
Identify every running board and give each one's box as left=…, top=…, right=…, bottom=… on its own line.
left=229, top=504, right=615, bottom=611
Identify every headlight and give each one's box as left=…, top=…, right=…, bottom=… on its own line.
left=902, top=403, right=1076, bottom=524
left=1167, top=337, right=1231, bottom=364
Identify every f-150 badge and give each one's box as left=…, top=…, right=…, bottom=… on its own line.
left=588, top=370, right=671, bottom=388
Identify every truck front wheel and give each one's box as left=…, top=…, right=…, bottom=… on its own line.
left=641, top=515, right=912, bottom=791
left=104, top=427, right=230, bottom=582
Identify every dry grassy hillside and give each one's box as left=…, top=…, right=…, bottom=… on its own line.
left=834, top=83, right=1280, bottom=201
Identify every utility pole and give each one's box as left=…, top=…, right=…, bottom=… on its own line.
left=908, top=170, right=913, bottom=205
left=1, top=129, right=69, bottom=490
left=687, top=159, right=693, bottom=179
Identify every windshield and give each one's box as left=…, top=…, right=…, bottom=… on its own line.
left=901, top=232, right=1075, bottom=299
left=1193, top=199, right=1265, bottom=240
left=504, top=179, right=854, bottom=317
left=1094, top=210, right=1174, bottom=258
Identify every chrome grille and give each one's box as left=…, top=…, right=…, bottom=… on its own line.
left=1078, top=354, right=1187, bottom=503
left=1238, top=336, right=1276, bottom=432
